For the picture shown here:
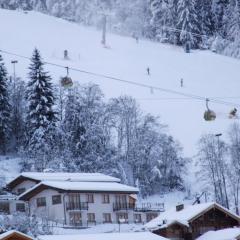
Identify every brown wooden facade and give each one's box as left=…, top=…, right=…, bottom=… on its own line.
left=153, top=206, right=240, bottom=240
left=0, top=231, right=33, bottom=240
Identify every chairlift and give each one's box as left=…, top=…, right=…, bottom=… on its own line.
left=229, top=108, right=238, bottom=119
left=204, top=99, right=216, bottom=121
left=60, top=66, right=73, bottom=88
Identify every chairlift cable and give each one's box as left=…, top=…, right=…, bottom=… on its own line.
left=1, top=48, right=240, bottom=108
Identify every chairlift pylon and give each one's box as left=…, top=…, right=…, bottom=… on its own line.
left=60, top=66, right=73, bottom=88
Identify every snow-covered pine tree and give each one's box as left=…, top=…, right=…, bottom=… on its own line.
left=167, top=0, right=180, bottom=45
left=196, top=0, right=215, bottom=37
left=0, top=54, right=11, bottom=154
left=177, top=0, right=200, bottom=50
left=228, top=0, right=240, bottom=40
left=9, top=78, right=26, bottom=152
left=221, top=0, right=240, bottom=58
left=212, top=0, right=228, bottom=36
left=150, top=0, right=171, bottom=41
left=25, top=48, right=57, bottom=170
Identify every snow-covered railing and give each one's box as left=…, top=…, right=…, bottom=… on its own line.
left=113, top=202, right=135, bottom=211
left=134, top=202, right=165, bottom=212
left=65, top=202, right=88, bottom=211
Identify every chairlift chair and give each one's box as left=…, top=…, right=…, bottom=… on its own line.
left=204, top=99, right=216, bottom=121
left=229, top=108, right=238, bottom=119
left=61, top=66, right=73, bottom=88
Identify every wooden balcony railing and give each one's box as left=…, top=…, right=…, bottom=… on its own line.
left=66, top=202, right=88, bottom=211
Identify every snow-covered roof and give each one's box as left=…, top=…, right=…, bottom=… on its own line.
left=196, top=228, right=240, bottom=240
left=7, top=172, right=121, bottom=189
left=145, top=202, right=240, bottom=231
left=38, top=232, right=168, bottom=240
left=13, top=172, right=120, bottom=183
left=0, top=193, right=17, bottom=200
left=19, top=180, right=139, bottom=200
left=0, top=230, right=33, bottom=240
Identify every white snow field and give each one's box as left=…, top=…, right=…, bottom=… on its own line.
left=1, top=9, right=240, bottom=159
left=0, top=155, right=21, bottom=184
left=39, top=232, right=168, bottom=240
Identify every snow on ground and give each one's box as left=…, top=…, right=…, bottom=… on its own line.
left=39, top=232, right=167, bottom=240
left=52, top=223, right=144, bottom=235
left=0, top=156, right=21, bottom=184
left=196, top=228, right=240, bottom=240
left=140, top=191, right=193, bottom=209
left=1, top=9, right=240, bottom=187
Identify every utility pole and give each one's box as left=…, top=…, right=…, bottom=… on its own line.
left=11, top=60, right=18, bottom=90
left=180, top=78, right=183, bottom=87
left=101, top=14, right=107, bottom=46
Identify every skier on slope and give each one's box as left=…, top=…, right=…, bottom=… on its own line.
left=147, top=67, right=150, bottom=76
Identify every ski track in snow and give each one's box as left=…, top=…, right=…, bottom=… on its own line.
left=1, top=9, right=240, bottom=161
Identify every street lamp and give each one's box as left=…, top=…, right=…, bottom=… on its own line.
left=11, top=60, right=18, bottom=90
left=118, top=218, right=125, bottom=232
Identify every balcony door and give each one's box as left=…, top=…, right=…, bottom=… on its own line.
left=115, top=194, right=127, bottom=210
left=68, top=193, right=81, bottom=210
left=69, top=212, right=82, bottom=226
left=115, top=195, right=127, bottom=204
left=69, top=193, right=80, bottom=203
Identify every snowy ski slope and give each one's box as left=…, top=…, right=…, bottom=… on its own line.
left=1, top=9, right=240, bottom=157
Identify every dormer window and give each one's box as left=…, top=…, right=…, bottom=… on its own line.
left=17, top=188, right=26, bottom=195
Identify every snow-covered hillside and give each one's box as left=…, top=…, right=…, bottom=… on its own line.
left=1, top=9, right=240, bottom=158
left=0, top=155, right=21, bottom=184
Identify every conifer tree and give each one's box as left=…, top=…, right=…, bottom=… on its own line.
left=150, top=0, right=171, bottom=40
left=228, top=0, right=240, bottom=40
left=177, top=0, right=200, bottom=49
left=26, top=49, right=57, bottom=169
left=0, top=54, right=11, bottom=154
left=196, top=0, right=215, bottom=36
left=212, top=0, right=228, bottom=36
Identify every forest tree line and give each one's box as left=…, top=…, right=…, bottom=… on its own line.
left=198, top=123, right=240, bottom=214
left=0, top=0, right=240, bottom=58
left=0, top=49, right=186, bottom=196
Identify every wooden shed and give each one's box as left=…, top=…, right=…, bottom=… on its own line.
left=146, top=202, right=240, bottom=240
left=0, top=231, right=33, bottom=240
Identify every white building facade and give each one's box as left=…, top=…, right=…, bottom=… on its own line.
left=5, top=172, right=163, bottom=227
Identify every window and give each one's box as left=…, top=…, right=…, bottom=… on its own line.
left=146, top=213, right=158, bottom=222
left=87, top=213, right=95, bottom=223
left=134, top=214, right=142, bottom=223
left=52, top=195, right=62, bottom=205
left=86, top=194, right=94, bottom=203
left=0, top=202, right=10, bottom=214
left=115, top=195, right=127, bottom=203
left=36, top=197, right=46, bottom=207
left=116, top=213, right=128, bottom=223
left=17, top=188, right=26, bottom=195
left=16, top=203, right=25, bottom=212
left=69, top=212, right=82, bottom=226
left=102, top=194, right=110, bottom=204
left=103, top=213, right=112, bottom=223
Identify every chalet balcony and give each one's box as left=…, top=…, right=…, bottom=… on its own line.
left=66, top=202, right=88, bottom=211
left=113, top=202, right=135, bottom=211
left=134, top=202, right=165, bottom=212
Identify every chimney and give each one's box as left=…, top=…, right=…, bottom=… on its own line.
left=176, top=204, right=184, bottom=212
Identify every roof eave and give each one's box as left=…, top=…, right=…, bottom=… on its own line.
left=19, top=184, right=138, bottom=201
